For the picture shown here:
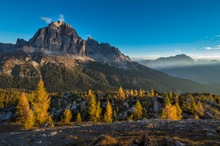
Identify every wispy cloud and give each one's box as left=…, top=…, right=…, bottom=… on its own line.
left=175, top=49, right=181, bottom=53
left=40, top=16, right=52, bottom=24
left=86, top=34, right=93, bottom=38
left=205, top=45, right=220, bottom=50
left=58, top=14, right=65, bottom=22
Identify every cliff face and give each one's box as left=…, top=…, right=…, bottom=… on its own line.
left=86, top=37, right=131, bottom=64
left=28, top=21, right=87, bottom=56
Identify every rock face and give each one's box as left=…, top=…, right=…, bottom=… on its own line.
left=28, top=21, right=87, bottom=56
left=152, top=97, right=162, bottom=117
left=86, top=37, right=131, bottom=64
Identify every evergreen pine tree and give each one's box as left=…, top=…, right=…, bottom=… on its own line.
left=104, top=100, right=113, bottom=123
left=32, top=79, right=51, bottom=125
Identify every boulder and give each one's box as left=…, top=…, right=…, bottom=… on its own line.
left=152, top=97, right=162, bottom=116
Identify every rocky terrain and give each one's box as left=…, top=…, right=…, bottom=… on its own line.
left=0, top=119, right=220, bottom=146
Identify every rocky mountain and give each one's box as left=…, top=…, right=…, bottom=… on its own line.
left=139, top=54, right=195, bottom=69
left=0, top=22, right=220, bottom=94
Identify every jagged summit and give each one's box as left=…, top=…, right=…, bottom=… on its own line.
left=28, top=21, right=86, bottom=56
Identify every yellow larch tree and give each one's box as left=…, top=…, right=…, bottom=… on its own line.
left=88, top=89, right=97, bottom=122
left=118, top=86, right=125, bottom=100
left=76, top=112, right=82, bottom=124
left=104, top=100, right=113, bottom=123
left=134, top=100, right=143, bottom=120
left=139, top=89, right=145, bottom=98
left=161, top=95, right=178, bottom=120
left=32, top=79, right=51, bottom=125
left=196, top=101, right=204, bottom=117
left=95, top=100, right=102, bottom=122
left=190, top=97, right=197, bottom=114
left=130, top=89, right=134, bottom=96
left=16, top=92, right=35, bottom=129
left=175, top=96, right=183, bottom=120
left=62, top=109, right=72, bottom=124
left=150, top=89, right=155, bottom=97
left=134, top=90, right=138, bottom=97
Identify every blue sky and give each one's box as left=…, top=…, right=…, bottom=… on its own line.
left=1, top=0, right=220, bottom=59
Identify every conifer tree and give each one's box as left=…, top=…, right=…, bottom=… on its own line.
left=118, top=86, right=125, bottom=100
left=16, top=92, right=35, bottom=129
left=134, top=90, right=138, bottom=97
left=164, top=94, right=171, bottom=106
left=196, top=101, right=204, bottom=117
left=190, top=97, right=197, bottom=114
left=32, top=79, right=51, bottom=125
left=139, top=89, right=144, bottom=98
left=113, top=110, right=117, bottom=121
left=168, top=92, right=173, bottom=99
left=88, top=89, right=97, bottom=122
left=76, top=113, right=82, bottom=124
left=150, top=89, right=155, bottom=97
left=125, top=90, right=130, bottom=98
left=175, top=96, right=183, bottom=120
left=95, top=100, right=102, bottom=122
left=134, top=100, right=143, bottom=120
left=62, top=109, right=72, bottom=124
left=24, top=110, right=35, bottom=130
left=104, top=100, right=113, bottom=123
left=161, top=96, right=178, bottom=120
left=130, top=89, right=134, bottom=96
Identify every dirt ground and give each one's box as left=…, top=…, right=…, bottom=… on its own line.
left=0, top=119, right=220, bottom=146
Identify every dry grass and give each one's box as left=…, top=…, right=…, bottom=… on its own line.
left=99, top=135, right=118, bottom=145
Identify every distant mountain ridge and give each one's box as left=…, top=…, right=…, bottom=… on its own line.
left=139, top=54, right=195, bottom=69
left=138, top=54, right=220, bottom=86
left=0, top=21, right=219, bottom=94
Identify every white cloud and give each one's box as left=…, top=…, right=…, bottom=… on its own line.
left=175, top=49, right=181, bottom=53
left=86, top=34, right=93, bottom=38
left=205, top=45, right=220, bottom=50
left=58, top=14, right=65, bottom=22
left=40, top=17, right=52, bottom=24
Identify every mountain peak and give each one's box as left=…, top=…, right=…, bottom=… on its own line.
left=157, top=54, right=194, bottom=62
left=50, top=21, right=72, bottom=28
left=28, top=21, right=86, bottom=56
